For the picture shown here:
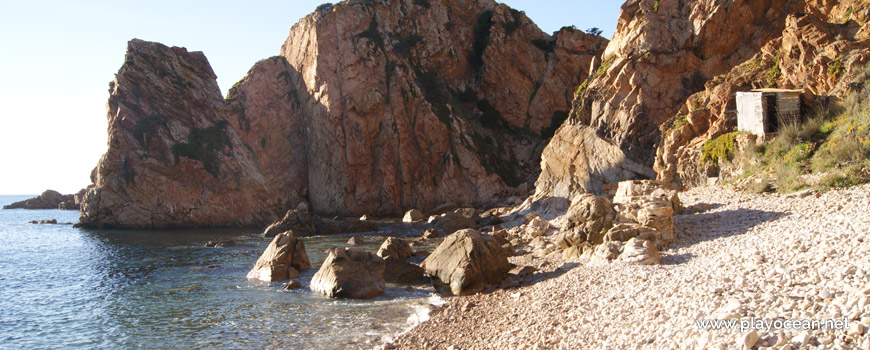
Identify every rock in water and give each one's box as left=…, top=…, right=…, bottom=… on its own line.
left=78, top=39, right=293, bottom=229
left=311, top=248, right=385, bottom=299
left=247, top=231, right=310, bottom=282
left=347, top=236, right=364, bottom=246
left=262, top=203, right=315, bottom=237
left=402, top=209, right=424, bottom=223
left=282, top=280, right=303, bottom=291
left=383, top=256, right=425, bottom=285
left=422, top=229, right=512, bottom=296
left=3, top=190, right=76, bottom=210
left=377, top=237, right=413, bottom=260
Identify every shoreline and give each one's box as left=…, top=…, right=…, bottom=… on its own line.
left=392, top=184, right=870, bottom=349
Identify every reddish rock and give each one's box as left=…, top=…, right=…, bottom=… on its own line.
left=78, top=40, right=287, bottom=229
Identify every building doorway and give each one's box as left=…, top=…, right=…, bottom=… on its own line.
left=765, top=94, right=778, bottom=133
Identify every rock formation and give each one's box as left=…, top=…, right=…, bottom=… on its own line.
left=655, top=3, right=870, bottom=188
left=3, top=190, right=78, bottom=210
left=78, top=0, right=607, bottom=228
left=311, top=247, right=386, bottom=299
left=247, top=231, right=311, bottom=282
left=78, top=39, right=287, bottom=229
left=262, top=203, right=315, bottom=237
left=376, top=237, right=413, bottom=260
left=422, top=229, right=512, bottom=296
left=535, top=0, right=801, bottom=202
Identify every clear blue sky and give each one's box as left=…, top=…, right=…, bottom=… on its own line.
left=0, top=0, right=622, bottom=195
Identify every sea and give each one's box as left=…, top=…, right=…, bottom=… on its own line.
left=0, top=195, right=440, bottom=349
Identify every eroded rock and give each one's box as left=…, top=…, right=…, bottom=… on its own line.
left=311, top=247, right=385, bottom=299
left=247, top=231, right=310, bottom=282
left=422, top=229, right=512, bottom=296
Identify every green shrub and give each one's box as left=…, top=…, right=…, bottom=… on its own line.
left=783, top=142, right=813, bottom=166
left=774, top=163, right=808, bottom=193
left=477, top=98, right=501, bottom=127
left=828, top=57, right=844, bottom=78
left=393, top=34, right=423, bottom=55
left=316, top=3, right=333, bottom=12
left=745, top=177, right=773, bottom=194
left=818, top=166, right=869, bottom=189
left=170, top=120, right=231, bottom=177
left=356, top=16, right=384, bottom=52
left=468, top=10, right=494, bottom=71
left=701, top=132, right=740, bottom=165
left=504, top=9, right=523, bottom=35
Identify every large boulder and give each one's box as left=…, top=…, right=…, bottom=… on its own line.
left=402, top=209, right=424, bottom=223
left=262, top=203, right=315, bottom=237
left=247, top=231, right=311, bottom=282
left=611, top=181, right=677, bottom=248
left=555, top=194, right=615, bottom=248
left=311, top=248, right=385, bottom=299
left=422, top=229, right=512, bottom=296
left=429, top=211, right=479, bottom=236
left=376, top=237, right=413, bottom=260
left=612, top=180, right=681, bottom=214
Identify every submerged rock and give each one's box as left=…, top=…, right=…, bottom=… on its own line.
left=311, top=247, right=385, bottom=299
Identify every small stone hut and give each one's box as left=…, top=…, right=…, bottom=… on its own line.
left=736, top=89, right=802, bottom=139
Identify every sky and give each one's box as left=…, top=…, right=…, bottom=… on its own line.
left=0, top=0, right=622, bottom=195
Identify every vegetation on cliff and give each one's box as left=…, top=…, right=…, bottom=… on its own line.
left=724, top=66, right=870, bottom=193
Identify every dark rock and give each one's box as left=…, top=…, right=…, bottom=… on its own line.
left=383, top=256, right=425, bottom=284
left=282, top=280, right=303, bottom=291
left=263, top=203, right=315, bottom=237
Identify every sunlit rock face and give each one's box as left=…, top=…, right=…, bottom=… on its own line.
left=80, top=0, right=607, bottom=228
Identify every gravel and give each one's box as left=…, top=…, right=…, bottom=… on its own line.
left=391, top=184, right=870, bottom=349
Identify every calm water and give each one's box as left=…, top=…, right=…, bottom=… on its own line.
left=0, top=195, right=439, bottom=349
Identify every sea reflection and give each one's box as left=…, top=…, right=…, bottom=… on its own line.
left=0, top=212, right=438, bottom=349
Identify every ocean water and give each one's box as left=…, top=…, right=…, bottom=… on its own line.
left=0, top=195, right=438, bottom=349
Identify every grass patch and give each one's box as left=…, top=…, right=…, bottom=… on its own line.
left=701, top=132, right=742, bottom=165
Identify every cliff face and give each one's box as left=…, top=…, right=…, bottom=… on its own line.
left=656, top=1, right=870, bottom=188
left=226, top=0, right=606, bottom=216
left=80, top=0, right=606, bottom=227
left=534, top=0, right=820, bottom=201
left=79, top=40, right=286, bottom=228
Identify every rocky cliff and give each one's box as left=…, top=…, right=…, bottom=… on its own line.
left=79, top=40, right=287, bottom=228
left=229, top=0, right=606, bottom=216
left=80, top=0, right=607, bottom=227
left=656, top=1, right=870, bottom=188
left=533, top=0, right=861, bottom=202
